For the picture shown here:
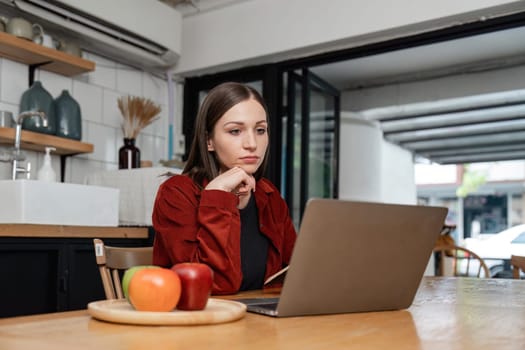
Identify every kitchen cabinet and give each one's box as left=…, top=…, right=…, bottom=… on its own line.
left=0, top=225, right=153, bottom=318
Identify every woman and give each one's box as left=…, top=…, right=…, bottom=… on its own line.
left=152, top=82, right=297, bottom=294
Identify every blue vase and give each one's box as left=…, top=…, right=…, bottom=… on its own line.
left=20, top=81, right=56, bottom=135
left=54, top=90, right=82, bottom=140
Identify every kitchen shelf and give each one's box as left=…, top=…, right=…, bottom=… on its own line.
left=0, top=31, right=95, bottom=76
left=0, top=127, right=93, bottom=155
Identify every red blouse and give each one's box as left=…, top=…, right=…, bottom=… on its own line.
left=152, top=174, right=297, bottom=295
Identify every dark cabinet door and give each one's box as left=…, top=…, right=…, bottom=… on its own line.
left=0, top=242, right=64, bottom=317
left=0, top=235, right=152, bottom=317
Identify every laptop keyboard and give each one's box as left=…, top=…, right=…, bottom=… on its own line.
left=251, top=302, right=278, bottom=311
left=234, top=297, right=280, bottom=316
left=235, top=297, right=280, bottom=306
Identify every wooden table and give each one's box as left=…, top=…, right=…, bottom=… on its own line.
left=1, top=277, right=524, bottom=349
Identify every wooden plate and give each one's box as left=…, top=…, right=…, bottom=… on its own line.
left=87, top=298, right=246, bottom=326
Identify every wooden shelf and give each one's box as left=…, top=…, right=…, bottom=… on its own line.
left=0, top=31, right=95, bottom=76
left=0, top=127, right=93, bottom=155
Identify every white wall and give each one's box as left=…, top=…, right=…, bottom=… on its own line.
left=339, top=115, right=382, bottom=201
left=175, top=0, right=524, bottom=76
left=0, top=52, right=180, bottom=183
left=339, top=113, right=416, bottom=204
left=381, top=140, right=417, bottom=204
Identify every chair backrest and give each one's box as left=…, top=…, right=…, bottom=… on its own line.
left=433, top=244, right=491, bottom=278
left=511, top=255, right=525, bottom=279
left=93, top=238, right=153, bottom=299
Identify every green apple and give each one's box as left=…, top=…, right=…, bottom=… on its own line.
left=122, top=265, right=159, bottom=300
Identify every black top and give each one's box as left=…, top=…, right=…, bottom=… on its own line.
left=239, top=194, right=269, bottom=291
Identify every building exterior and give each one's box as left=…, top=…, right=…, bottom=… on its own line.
left=416, top=161, right=525, bottom=243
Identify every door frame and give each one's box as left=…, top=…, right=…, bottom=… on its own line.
left=285, top=68, right=340, bottom=219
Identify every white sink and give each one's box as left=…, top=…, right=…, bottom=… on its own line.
left=0, top=180, right=119, bottom=226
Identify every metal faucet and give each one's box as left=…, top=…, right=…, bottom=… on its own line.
left=11, top=111, right=48, bottom=180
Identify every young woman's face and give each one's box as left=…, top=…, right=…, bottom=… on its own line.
left=207, top=98, right=268, bottom=174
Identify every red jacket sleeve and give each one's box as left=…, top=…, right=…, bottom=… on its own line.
left=152, top=175, right=244, bottom=294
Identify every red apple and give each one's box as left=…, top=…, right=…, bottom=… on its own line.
left=171, top=262, right=214, bottom=310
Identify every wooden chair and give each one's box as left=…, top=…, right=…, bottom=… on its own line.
left=93, top=238, right=153, bottom=299
left=511, top=255, right=525, bottom=279
left=433, top=244, right=491, bottom=278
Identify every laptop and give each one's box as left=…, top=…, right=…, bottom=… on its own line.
left=237, top=198, right=447, bottom=317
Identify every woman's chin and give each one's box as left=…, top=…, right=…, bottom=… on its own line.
left=231, top=163, right=259, bottom=175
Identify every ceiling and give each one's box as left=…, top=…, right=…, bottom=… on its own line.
left=309, top=26, right=525, bottom=91
left=163, top=0, right=525, bottom=165
left=309, top=24, right=525, bottom=165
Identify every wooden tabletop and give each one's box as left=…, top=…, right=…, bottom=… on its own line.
left=1, top=277, right=524, bottom=349
left=0, top=224, right=148, bottom=238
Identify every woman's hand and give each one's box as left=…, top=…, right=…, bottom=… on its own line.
left=205, top=167, right=256, bottom=196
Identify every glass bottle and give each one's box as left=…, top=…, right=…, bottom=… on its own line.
left=119, top=138, right=140, bottom=169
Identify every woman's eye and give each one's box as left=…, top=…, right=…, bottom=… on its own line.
left=229, top=129, right=241, bottom=135
left=256, top=127, right=267, bottom=135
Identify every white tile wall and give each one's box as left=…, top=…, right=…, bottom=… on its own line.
left=85, top=122, right=118, bottom=163
left=0, top=101, right=18, bottom=122
left=138, top=133, right=167, bottom=166
left=82, top=52, right=117, bottom=90
left=0, top=162, right=9, bottom=179
left=0, top=51, right=173, bottom=183
left=37, top=70, right=72, bottom=98
left=116, top=63, right=143, bottom=96
left=73, top=80, right=103, bottom=124
left=102, top=89, right=123, bottom=128
left=0, top=59, right=28, bottom=105
left=143, top=73, right=168, bottom=105
left=70, top=156, right=117, bottom=184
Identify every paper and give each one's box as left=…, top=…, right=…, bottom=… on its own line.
left=264, top=265, right=289, bottom=286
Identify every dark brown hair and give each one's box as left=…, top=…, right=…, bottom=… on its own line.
left=183, top=82, right=269, bottom=185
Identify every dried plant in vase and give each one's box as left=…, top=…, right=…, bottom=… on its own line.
left=117, top=95, right=161, bottom=169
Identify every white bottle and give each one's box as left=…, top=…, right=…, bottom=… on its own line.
left=37, top=147, right=57, bottom=182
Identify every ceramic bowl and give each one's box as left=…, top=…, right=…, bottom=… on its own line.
left=6, top=17, right=33, bottom=40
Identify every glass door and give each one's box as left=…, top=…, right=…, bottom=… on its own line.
left=284, top=68, right=340, bottom=227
